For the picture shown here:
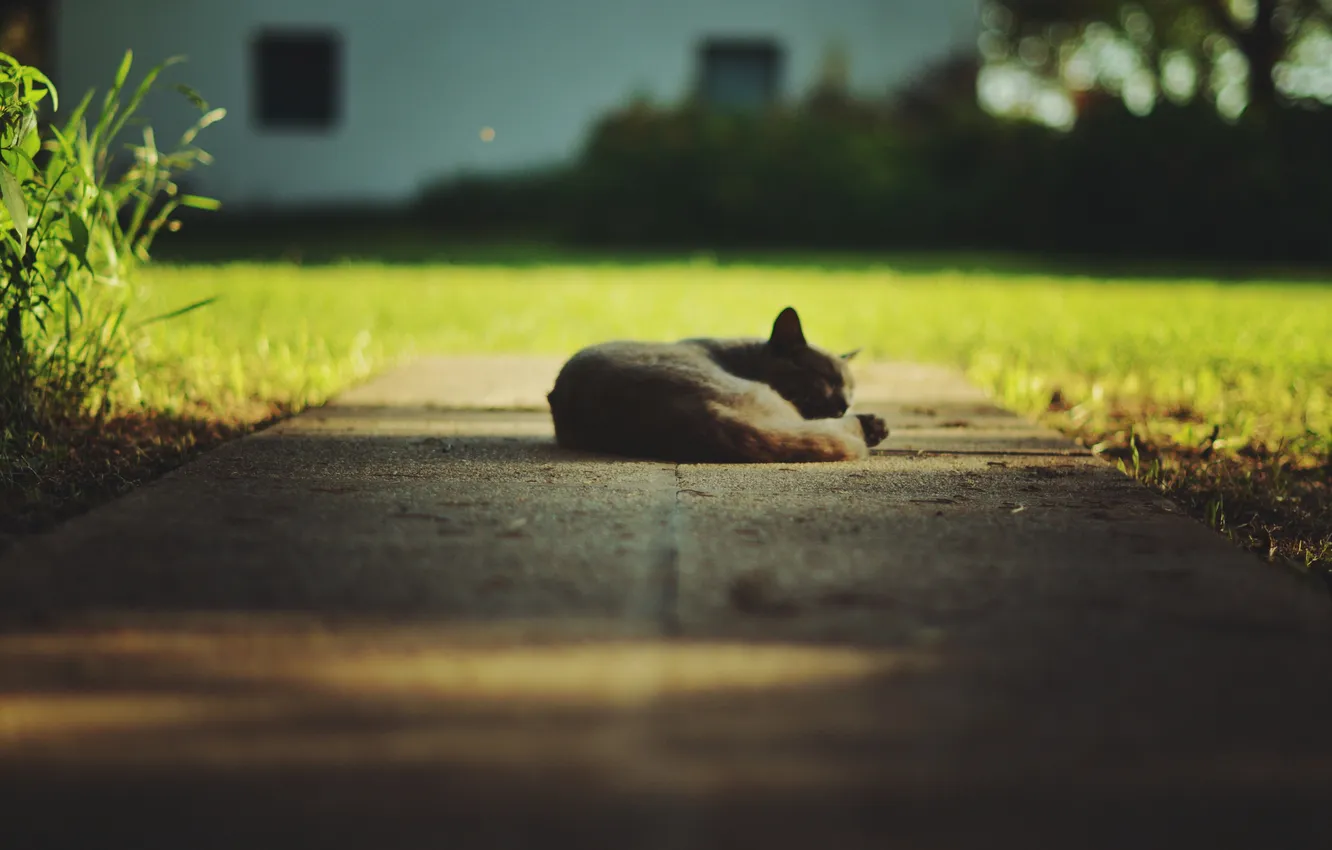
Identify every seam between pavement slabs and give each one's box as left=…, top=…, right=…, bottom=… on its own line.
left=639, top=464, right=683, bottom=638
left=874, top=449, right=1093, bottom=458
left=658, top=465, right=684, bottom=637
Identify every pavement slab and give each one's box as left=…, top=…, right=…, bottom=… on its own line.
left=2, top=356, right=1330, bottom=849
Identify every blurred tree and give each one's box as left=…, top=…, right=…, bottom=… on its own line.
left=985, top=0, right=1332, bottom=120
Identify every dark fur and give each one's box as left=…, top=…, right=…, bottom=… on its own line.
left=547, top=307, right=889, bottom=463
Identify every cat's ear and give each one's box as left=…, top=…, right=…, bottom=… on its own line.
left=769, top=307, right=807, bottom=353
left=841, top=348, right=861, bottom=361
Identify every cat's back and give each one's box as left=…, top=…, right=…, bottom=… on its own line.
left=551, top=339, right=733, bottom=391
left=546, top=338, right=757, bottom=456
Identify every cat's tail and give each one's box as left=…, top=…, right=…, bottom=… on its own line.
left=707, top=406, right=872, bottom=463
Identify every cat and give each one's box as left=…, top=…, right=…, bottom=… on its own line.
left=546, top=307, right=888, bottom=463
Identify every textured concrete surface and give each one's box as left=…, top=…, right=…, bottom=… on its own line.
left=2, top=357, right=1331, bottom=849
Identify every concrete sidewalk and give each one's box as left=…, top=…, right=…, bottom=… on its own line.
left=1, top=357, right=1330, bottom=849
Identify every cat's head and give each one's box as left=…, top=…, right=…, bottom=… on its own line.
left=760, top=307, right=860, bottom=420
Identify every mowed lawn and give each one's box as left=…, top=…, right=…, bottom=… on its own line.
left=81, top=259, right=1332, bottom=569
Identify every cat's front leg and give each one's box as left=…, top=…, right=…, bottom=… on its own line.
left=855, top=413, right=889, bottom=448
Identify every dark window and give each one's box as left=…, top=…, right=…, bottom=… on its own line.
left=698, top=39, right=783, bottom=109
left=252, top=29, right=341, bottom=131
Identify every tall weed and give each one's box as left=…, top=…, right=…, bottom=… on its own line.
left=0, top=49, right=222, bottom=439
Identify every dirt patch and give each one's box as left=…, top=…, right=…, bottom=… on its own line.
left=1, top=404, right=290, bottom=536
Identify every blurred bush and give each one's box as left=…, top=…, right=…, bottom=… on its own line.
left=416, top=166, right=575, bottom=237
left=564, top=94, right=907, bottom=248
left=415, top=69, right=1332, bottom=263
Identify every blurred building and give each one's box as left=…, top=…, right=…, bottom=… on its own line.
left=54, top=0, right=979, bottom=209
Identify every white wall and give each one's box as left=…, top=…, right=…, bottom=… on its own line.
left=55, top=0, right=979, bottom=208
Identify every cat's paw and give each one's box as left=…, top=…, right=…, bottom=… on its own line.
left=856, top=413, right=889, bottom=448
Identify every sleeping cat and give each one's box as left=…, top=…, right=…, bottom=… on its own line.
left=547, top=307, right=888, bottom=463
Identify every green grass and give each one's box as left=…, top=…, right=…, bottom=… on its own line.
left=11, top=255, right=1332, bottom=572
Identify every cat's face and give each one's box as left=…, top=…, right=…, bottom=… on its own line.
left=766, top=345, right=857, bottom=419
left=762, top=307, right=859, bottom=420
